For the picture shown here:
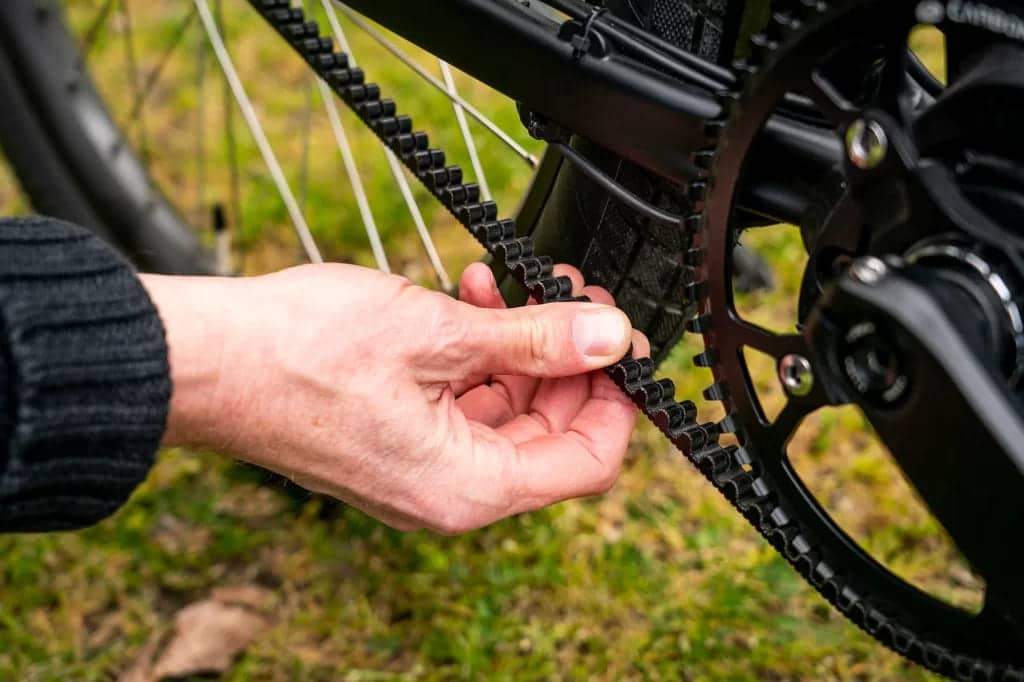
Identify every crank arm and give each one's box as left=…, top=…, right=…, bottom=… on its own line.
left=808, top=260, right=1024, bottom=630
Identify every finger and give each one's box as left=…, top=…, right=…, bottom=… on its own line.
left=579, top=284, right=614, bottom=306
left=458, top=262, right=504, bottom=309
left=502, top=391, right=639, bottom=513
left=492, top=371, right=593, bottom=444
left=455, top=263, right=544, bottom=409
left=522, top=372, right=592, bottom=436
left=452, top=263, right=513, bottom=396
left=493, top=264, right=585, bottom=409
left=498, top=326, right=644, bottom=444
left=577, top=283, right=649, bottom=361
left=631, top=330, right=652, bottom=360
left=500, top=278, right=617, bottom=433
left=579, top=284, right=648, bottom=363
left=456, top=384, right=516, bottom=427
left=427, top=300, right=633, bottom=380
left=552, top=264, right=585, bottom=296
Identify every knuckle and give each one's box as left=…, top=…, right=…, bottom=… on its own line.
left=523, top=313, right=552, bottom=366
left=418, top=297, right=470, bottom=363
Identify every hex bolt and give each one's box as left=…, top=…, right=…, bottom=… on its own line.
left=849, top=256, right=888, bottom=285
left=915, top=0, right=946, bottom=24
left=779, top=354, right=815, bottom=397
left=846, top=119, right=889, bottom=170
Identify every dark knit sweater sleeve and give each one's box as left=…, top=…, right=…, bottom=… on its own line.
left=0, top=216, right=170, bottom=532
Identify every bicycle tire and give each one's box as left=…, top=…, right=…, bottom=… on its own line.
left=0, top=1, right=211, bottom=274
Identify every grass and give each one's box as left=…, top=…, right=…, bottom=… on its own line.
left=0, top=4, right=962, bottom=680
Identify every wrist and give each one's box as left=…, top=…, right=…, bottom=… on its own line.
left=140, top=274, right=254, bottom=451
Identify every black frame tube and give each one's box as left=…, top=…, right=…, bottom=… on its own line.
left=343, top=0, right=843, bottom=222
left=342, top=0, right=722, bottom=183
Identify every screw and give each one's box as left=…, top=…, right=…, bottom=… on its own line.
left=841, top=323, right=909, bottom=404
left=846, top=119, right=889, bottom=170
left=915, top=0, right=946, bottom=24
left=849, top=256, right=888, bottom=285
left=779, top=354, right=814, bottom=397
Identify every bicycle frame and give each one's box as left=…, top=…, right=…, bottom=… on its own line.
left=343, top=0, right=843, bottom=224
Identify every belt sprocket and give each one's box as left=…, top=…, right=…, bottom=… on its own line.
left=695, top=0, right=1024, bottom=679
left=247, top=0, right=1023, bottom=678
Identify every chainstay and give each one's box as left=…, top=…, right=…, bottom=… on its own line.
left=248, top=2, right=1020, bottom=678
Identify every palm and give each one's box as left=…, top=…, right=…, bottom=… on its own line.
left=448, top=264, right=650, bottom=500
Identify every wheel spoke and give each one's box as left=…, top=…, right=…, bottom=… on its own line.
left=119, top=0, right=151, bottom=166
left=316, top=78, right=390, bottom=271
left=308, top=2, right=388, bottom=271
left=124, top=6, right=198, bottom=136
left=385, top=149, right=452, bottom=288
left=78, top=0, right=118, bottom=63
left=195, top=0, right=323, bottom=263
left=195, top=13, right=208, bottom=229
left=440, top=60, right=492, bottom=202
left=332, top=2, right=538, bottom=169
left=215, top=0, right=246, bottom=270
left=321, top=0, right=452, bottom=285
left=298, top=0, right=316, bottom=212
left=299, top=76, right=314, bottom=212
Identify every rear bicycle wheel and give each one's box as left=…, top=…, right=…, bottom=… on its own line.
left=0, top=0, right=747, bottom=359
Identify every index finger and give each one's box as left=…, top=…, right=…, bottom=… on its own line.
left=499, top=383, right=638, bottom=513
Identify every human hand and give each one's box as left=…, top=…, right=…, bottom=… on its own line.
left=144, top=262, right=648, bottom=534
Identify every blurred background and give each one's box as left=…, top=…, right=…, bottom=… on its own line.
left=0, top=1, right=970, bottom=679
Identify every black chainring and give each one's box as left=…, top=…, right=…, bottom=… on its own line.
left=699, top=0, right=1024, bottom=678
left=247, top=0, right=1024, bottom=677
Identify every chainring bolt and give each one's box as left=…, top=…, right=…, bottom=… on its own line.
left=849, top=256, right=888, bottom=285
left=841, top=322, right=910, bottom=405
left=846, top=119, right=889, bottom=170
left=779, top=354, right=815, bottom=397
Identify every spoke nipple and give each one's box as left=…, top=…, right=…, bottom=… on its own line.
left=846, top=118, right=888, bottom=170
left=779, top=354, right=815, bottom=397
left=848, top=256, right=888, bottom=285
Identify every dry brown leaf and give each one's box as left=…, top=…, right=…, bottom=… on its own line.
left=150, top=600, right=269, bottom=680
left=118, top=633, right=163, bottom=682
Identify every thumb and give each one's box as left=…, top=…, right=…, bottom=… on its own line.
left=448, top=301, right=633, bottom=379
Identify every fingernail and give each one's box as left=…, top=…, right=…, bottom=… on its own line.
left=572, top=308, right=629, bottom=357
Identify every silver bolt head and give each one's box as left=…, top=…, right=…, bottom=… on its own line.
left=849, top=256, right=888, bottom=285
left=915, top=0, right=946, bottom=24
left=846, top=119, right=889, bottom=170
left=779, top=354, right=815, bottom=397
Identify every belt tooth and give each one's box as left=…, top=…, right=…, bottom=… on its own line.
left=695, top=448, right=733, bottom=476
left=530, top=274, right=573, bottom=303
left=686, top=315, right=711, bottom=333
left=702, top=381, right=729, bottom=401
left=652, top=400, right=696, bottom=432
left=672, top=425, right=709, bottom=454
left=641, top=378, right=676, bottom=410
left=692, top=349, right=717, bottom=367
left=717, top=414, right=740, bottom=433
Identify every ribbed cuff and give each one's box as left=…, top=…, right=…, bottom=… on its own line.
left=0, top=216, right=170, bottom=532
